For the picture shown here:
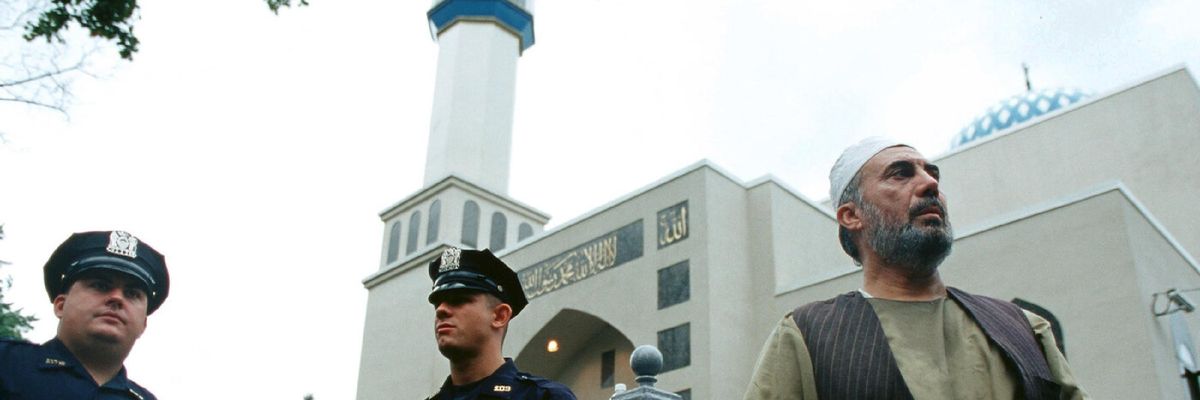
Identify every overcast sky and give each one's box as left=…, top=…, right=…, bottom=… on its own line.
left=2, top=0, right=1198, bottom=399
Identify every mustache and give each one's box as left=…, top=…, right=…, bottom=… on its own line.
left=908, top=197, right=947, bottom=220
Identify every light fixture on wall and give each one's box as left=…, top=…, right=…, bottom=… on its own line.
left=1152, top=288, right=1200, bottom=400
left=1153, top=288, right=1198, bottom=316
left=547, top=339, right=559, bottom=353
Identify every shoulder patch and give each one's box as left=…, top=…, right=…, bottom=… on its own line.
left=515, top=371, right=576, bottom=398
left=127, top=379, right=159, bottom=400
left=516, top=373, right=546, bottom=383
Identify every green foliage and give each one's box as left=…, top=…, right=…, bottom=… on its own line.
left=0, top=274, right=38, bottom=340
left=267, top=0, right=310, bottom=15
left=22, top=0, right=310, bottom=61
left=0, top=226, right=37, bottom=340
left=23, top=0, right=141, bottom=60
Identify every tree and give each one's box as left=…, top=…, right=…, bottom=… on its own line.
left=23, top=0, right=310, bottom=60
left=0, top=273, right=38, bottom=340
left=1, top=0, right=308, bottom=117
left=0, top=225, right=38, bottom=340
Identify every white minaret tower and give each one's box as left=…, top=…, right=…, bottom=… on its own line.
left=357, top=5, right=548, bottom=396
left=423, top=0, right=535, bottom=195
left=361, top=0, right=548, bottom=287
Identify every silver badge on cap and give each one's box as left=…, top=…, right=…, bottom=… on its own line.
left=438, top=247, right=462, bottom=273
left=106, top=231, right=138, bottom=258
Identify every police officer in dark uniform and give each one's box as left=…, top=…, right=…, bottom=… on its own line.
left=425, top=247, right=576, bottom=400
left=0, top=231, right=168, bottom=400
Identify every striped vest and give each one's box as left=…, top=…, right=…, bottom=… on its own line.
left=790, top=287, right=1061, bottom=400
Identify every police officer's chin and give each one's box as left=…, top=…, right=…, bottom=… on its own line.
left=437, top=341, right=479, bottom=361
left=84, top=326, right=138, bottom=350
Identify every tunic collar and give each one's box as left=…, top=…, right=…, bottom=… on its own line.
left=39, top=337, right=136, bottom=392
left=439, top=358, right=520, bottom=399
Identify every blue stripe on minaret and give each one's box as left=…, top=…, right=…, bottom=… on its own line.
left=428, top=0, right=535, bottom=51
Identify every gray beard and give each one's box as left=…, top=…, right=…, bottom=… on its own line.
left=863, top=198, right=954, bottom=274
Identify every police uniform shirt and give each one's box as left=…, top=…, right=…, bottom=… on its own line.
left=0, top=337, right=156, bottom=400
left=428, top=358, right=576, bottom=400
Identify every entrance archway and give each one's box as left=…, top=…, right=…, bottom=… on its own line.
left=515, top=308, right=635, bottom=400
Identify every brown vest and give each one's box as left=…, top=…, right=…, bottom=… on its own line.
left=790, top=287, right=1061, bottom=400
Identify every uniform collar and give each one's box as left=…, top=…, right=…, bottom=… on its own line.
left=39, top=337, right=137, bottom=393
left=37, top=338, right=81, bottom=371
left=439, top=358, right=520, bottom=399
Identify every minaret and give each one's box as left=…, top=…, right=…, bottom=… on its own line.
left=367, top=0, right=547, bottom=271
left=357, top=3, right=548, bottom=398
left=423, top=0, right=535, bottom=195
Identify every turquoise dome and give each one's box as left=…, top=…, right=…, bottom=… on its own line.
left=952, top=88, right=1090, bottom=149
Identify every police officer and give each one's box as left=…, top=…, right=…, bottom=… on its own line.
left=425, top=247, right=576, bottom=400
left=0, top=231, right=168, bottom=399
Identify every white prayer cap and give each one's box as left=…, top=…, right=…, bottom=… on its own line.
left=828, top=137, right=909, bottom=204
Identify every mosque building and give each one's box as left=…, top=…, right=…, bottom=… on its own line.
left=356, top=1, right=1200, bottom=399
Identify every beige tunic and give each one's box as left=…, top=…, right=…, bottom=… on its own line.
left=742, top=297, right=1088, bottom=400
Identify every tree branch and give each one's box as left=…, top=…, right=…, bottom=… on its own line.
left=0, top=5, right=39, bottom=32
left=0, top=59, right=83, bottom=88
left=0, top=96, right=68, bottom=114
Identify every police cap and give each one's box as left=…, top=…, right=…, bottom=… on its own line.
left=43, top=231, right=170, bottom=314
left=428, top=247, right=528, bottom=317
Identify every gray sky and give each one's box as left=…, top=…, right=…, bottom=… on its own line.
left=1, top=0, right=1197, bottom=398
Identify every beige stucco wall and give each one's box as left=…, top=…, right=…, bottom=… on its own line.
left=938, top=67, right=1200, bottom=261
left=377, top=181, right=549, bottom=272
left=536, top=324, right=635, bottom=400
left=357, top=261, right=448, bottom=399
left=357, top=67, right=1200, bottom=400
left=759, top=188, right=1200, bottom=399
left=1121, top=192, right=1200, bottom=399
left=501, top=166, right=715, bottom=399
left=945, top=190, right=1157, bottom=399
left=359, top=177, right=1200, bottom=399
left=700, top=169, right=755, bottom=400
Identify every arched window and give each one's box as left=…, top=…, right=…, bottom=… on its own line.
left=426, top=200, right=441, bottom=245
left=518, top=223, right=533, bottom=242
left=406, top=212, right=422, bottom=255
left=490, top=212, right=508, bottom=251
left=461, top=201, right=480, bottom=248
left=386, top=221, right=401, bottom=264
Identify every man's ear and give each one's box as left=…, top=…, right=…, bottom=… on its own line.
left=492, top=303, right=513, bottom=330
left=53, top=294, right=68, bottom=319
left=837, top=202, right=863, bottom=231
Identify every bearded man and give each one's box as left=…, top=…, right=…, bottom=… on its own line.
left=743, top=138, right=1087, bottom=400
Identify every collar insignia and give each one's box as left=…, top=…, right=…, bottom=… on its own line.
left=43, top=357, right=67, bottom=367
left=493, top=385, right=512, bottom=392
left=438, top=247, right=462, bottom=273
left=106, top=231, right=139, bottom=258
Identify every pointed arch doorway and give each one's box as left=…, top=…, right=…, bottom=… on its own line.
left=515, top=309, right=635, bottom=400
